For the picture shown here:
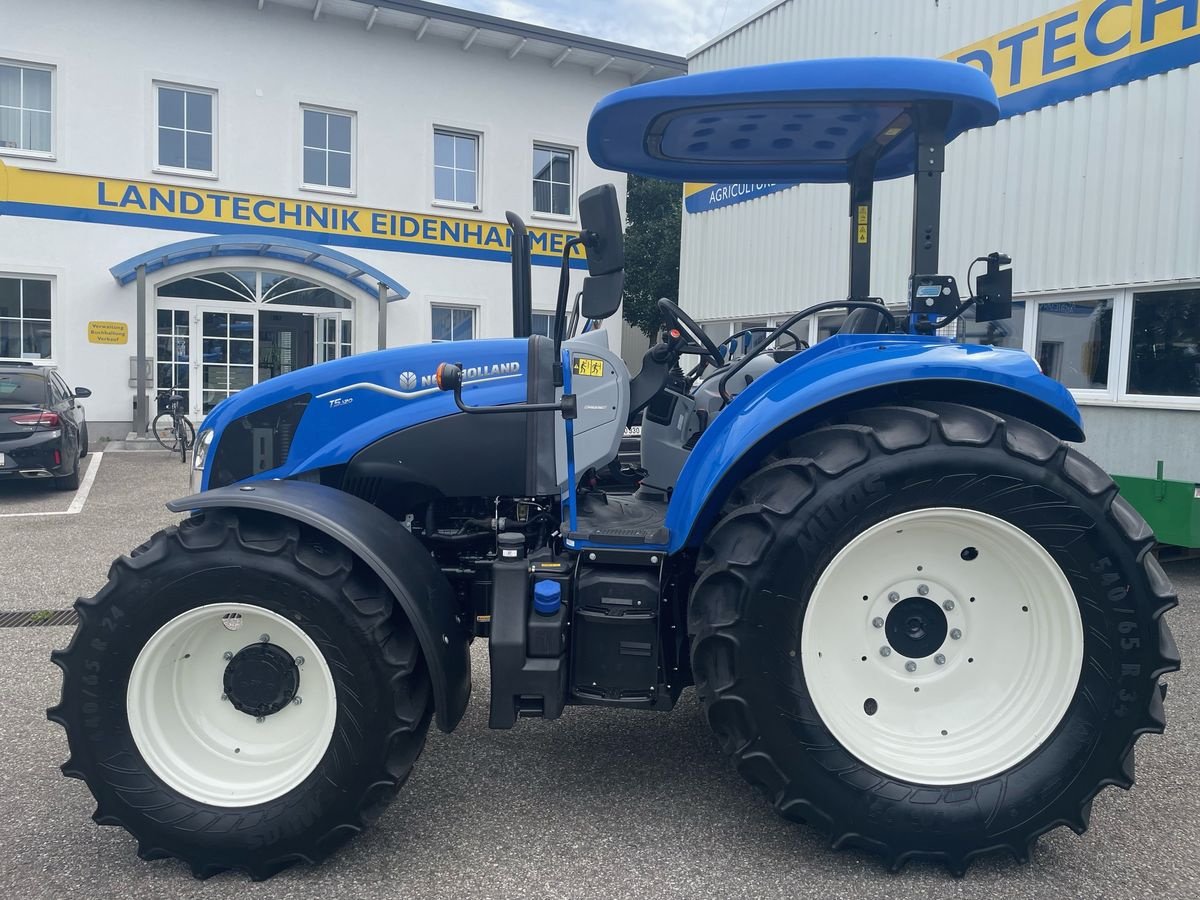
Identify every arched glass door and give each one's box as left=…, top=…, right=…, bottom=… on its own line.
left=155, top=270, right=354, bottom=417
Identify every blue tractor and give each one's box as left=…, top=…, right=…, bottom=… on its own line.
left=50, top=58, right=1178, bottom=877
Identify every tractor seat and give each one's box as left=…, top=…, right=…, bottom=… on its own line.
left=839, top=307, right=892, bottom=334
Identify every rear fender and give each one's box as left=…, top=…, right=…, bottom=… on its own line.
left=664, top=335, right=1083, bottom=553
left=166, top=480, right=470, bottom=732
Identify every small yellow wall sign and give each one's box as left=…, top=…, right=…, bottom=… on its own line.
left=88, top=320, right=128, bottom=345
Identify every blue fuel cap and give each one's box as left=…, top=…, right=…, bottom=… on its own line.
left=533, top=580, right=561, bottom=616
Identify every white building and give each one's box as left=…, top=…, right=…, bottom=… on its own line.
left=0, top=0, right=684, bottom=435
left=678, top=0, right=1200, bottom=547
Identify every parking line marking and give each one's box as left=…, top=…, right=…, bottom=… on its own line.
left=66, top=451, right=103, bottom=514
left=0, top=452, right=103, bottom=519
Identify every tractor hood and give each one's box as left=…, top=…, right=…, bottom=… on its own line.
left=197, top=338, right=535, bottom=491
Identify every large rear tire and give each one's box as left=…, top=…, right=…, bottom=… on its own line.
left=48, top=509, right=432, bottom=879
left=689, top=402, right=1179, bottom=873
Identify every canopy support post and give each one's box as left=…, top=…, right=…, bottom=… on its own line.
left=847, top=150, right=878, bottom=302
left=910, top=102, right=950, bottom=278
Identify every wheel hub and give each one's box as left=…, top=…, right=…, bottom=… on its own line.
left=222, top=643, right=300, bottom=718
left=126, top=603, right=337, bottom=807
left=885, top=597, right=947, bottom=659
left=800, top=507, right=1084, bottom=785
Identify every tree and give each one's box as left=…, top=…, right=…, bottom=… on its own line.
left=622, top=174, right=681, bottom=338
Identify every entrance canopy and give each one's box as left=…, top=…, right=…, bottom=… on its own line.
left=109, top=234, right=410, bottom=300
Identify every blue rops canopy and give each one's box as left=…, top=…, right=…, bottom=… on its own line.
left=587, top=57, right=1000, bottom=183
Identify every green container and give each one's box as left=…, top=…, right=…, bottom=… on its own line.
left=1113, top=462, right=1200, bottom=549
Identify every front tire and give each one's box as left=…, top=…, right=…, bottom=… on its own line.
left=689, top=403, right=1179, bottom=872
left=54, top=456, right=80, bottom=491
left=48, top=510, right=432, bottom=879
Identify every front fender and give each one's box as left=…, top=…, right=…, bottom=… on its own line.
left=664, top=335, right=1082, bottom=553
left=166, top=480, right=470, bottom=732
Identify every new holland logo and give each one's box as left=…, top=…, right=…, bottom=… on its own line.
left=314, top=361, right=523, bottom=404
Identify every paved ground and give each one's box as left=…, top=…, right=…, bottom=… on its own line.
left=0, top=454, right=1195, bottom=898
left=0, top=452, right=190, bottom=610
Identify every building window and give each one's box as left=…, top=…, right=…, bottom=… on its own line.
left=1127, top=289, right=1200, bottom=398
left=0, top=276, right=52, bottom=360
left=531, top=311, right=556, bottom=338
left=303, top=106, right=354, bottom=191
left=1034, top=298, right=1113, bottom=391
left=201, top=310, right=254, bottom=412
left=432, top=305, right=475, bottom=342
left=433, top=129, right=478, bottom=206
left=532, top=144, right=573, bottom=216
left=960, top=302, right=1026, bottom=349
left=0, top=61, right=52, bottom=155
left=157, top=84, right=215, bottom=174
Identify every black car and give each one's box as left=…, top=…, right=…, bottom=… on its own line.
left=0, top=363, right=91, bottom=490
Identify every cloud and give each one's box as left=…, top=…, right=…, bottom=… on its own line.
left=451, top=0, right=772, bottom=56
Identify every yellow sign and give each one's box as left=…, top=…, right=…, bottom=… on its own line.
left=685, top=0, right=1200, bottom=213
left=949, top=0, right=1200, bottom=109
left=856, top=204, right=870, bottom=243
left=572, top=356, right=605, bottom=377
left=0, top=159, right=584, bottom=267
left=87, top=320, right=128, bottom=345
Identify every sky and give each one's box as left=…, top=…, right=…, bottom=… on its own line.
left=449, top=0, right=774, bottom=56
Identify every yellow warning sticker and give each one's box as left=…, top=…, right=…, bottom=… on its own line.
left=572, top=356, right=604, bottom=377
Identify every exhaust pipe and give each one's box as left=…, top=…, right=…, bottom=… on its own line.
left=19, top=469, right=54, bottom=478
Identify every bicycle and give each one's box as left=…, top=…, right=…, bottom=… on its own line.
left=152, top=391, right=196, bottom=463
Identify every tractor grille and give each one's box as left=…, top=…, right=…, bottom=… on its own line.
left=210, top=393, right=312, bottom=488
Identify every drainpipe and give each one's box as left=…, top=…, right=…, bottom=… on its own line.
left=134, top=263, right=148, bottom=435
left=377, top=281, right=387, bottom=351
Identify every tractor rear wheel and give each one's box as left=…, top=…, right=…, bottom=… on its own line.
left=48, top=509, right=432, bottom=879
left=689, top=402, right=1179, bottom=873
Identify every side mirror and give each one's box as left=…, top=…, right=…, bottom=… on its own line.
left=578, top=184, right=625, bottom=320
left=74, top=387, right=92, bottom=399
left=973, top=253, right=1013, bottom=323
left=579, top=184, right=624, bottom=276
left=581, top=272, right=624, bottom=321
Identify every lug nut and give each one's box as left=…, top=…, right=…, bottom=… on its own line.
left=259, top=633, right=270, bottom=643
left=888, top=591, right=900, bottom=603
left=879, top=646, right=892, bottom=658
left=255, top=716, right=265, bottom=724
left=935, top=654, right=946, bottom=666
left=220, top=694, right=227, bottom=702
left=950, top=628, right=962, bottom=640
left=917, top=584, right=930, bottom=596
left=295, top=656, right=305, bottom=666
left=905, top=661, right=917, bottom=672
left=872, top=617, right=884, bottom=628
left=222, top=651, right=233, bottom=661
left=943, top=600, right=955, bottom=611
left=292, top=696, right=303, bottom=706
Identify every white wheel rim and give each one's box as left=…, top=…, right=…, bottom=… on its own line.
left=800, top=507, right=1083, bottom=785
left=127, top=603, right=337, bottom=807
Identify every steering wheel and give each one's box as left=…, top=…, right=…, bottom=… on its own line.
left=656, top=298, right=723, bottom=366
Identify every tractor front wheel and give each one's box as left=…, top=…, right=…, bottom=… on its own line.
left=689, top=402, right=1179, bottom=872
left=48, top=509, right=432, bottom=879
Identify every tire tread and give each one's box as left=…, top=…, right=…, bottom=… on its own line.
left=690, top=402, right=1179, bottom=874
